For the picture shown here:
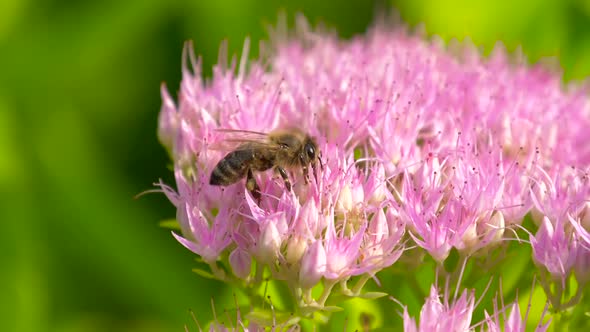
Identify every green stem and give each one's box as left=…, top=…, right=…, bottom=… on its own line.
left=303, top=288, right=313, bottom=304
left=351, top=274, right=372, bottom=295
left=560, top=288, right=583, bottom=310
left=292, top=286, right=303, bottom=307
left=538, top=271, right=559, bottom=309
left=553, top=278, right=564, bottom=311
left=450, top=254, right=469, bottom=290
left=339, top=279, right=352, bottom=296
left=554, top=277, right=584, bottom=312
left=254, top=263, right=265, bottom=285
left=318, top=279, right=337, bottom=306
left=209, top=262, right=227, bottom=281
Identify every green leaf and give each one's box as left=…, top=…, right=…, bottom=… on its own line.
left=245, top=309, right=273, bottom=326
left=158, top=218, right=180, bottom=230
left=310, top=310, right=331, bottom=324
left=280, top=314, right=301, bottom=327
left=245, top=309, right=301, bottom=327
left=300, top=303, right=343, bottom=316
left=326, top=291, right=388, bottom=305
left=192, top=268, right=216, bottom=280
left=299, top=304, right=321, bottom=316
left=358, top=291, right=388, bottom=300
left=322, top=305, right=344, bottom=312
left=194, top=256, right=205, bottom=263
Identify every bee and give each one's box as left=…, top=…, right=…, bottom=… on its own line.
left=209, top=128, right=321, bottom=200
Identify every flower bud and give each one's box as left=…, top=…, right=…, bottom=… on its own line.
left=462, top=222, right=478, bottom=250
left=285, top=235, right=308, bottom=265
left=530, top=181, right=548, bottom=226
left=531, top=217, right=577, bottom=280
left=351, top=183, right=365, bottom=207
left=386, top=208, right=404, bottom=234
left=336, top=184, right=353, bottom=211
left=486, top=211, right=505, bottom=244
left=299, top=240, right=326, bottom=289
left=157, top=83, right=178, bottom=152
left=255, top=221, right=282, bottom=264
left=298, top=199, right=320, bottom=235
left=229, top=248, right=252, bottom=279
left=368, top=209, right=388, bottom=243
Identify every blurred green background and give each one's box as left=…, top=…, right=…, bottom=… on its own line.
left=1, top=0, right=589, bottom=331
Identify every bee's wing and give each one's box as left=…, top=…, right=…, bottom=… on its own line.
left=215, top=128, right=269, bottom=137
left=208, top=128, right=279, bottom=152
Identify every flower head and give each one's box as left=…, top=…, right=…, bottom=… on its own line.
left=403, top=286, right=475, bottom=332
left=157, top=13, right=590, bottom=324
left=483, top=300, right=551, bottom=332
left=161, top=169, right=233, bottom=264
left=531, top=216, right=578, bottom=282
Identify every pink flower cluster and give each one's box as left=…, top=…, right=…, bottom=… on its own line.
left=158, top=17, right=590, bottom=313
left=403, top=284, right=551, bottom=332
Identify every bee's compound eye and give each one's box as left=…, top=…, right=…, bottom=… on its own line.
left=306, top=144, right=316, bottom=160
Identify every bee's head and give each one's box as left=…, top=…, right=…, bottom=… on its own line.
left=303, top=137, right=318, bottom=162
left=303, top=136, right=323, bottom=183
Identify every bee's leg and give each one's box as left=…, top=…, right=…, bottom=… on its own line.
left=246, top=168, right=261, bottom=202
left=311, top=154, right=323, bottom=184
left=300, top=154, right=310, bottom=184
left=311, top=162, right=319, bottom=184
left=275, top=166, right=292, bottom=191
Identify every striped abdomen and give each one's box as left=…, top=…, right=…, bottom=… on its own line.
left=210, top=149, right=254, bottom=186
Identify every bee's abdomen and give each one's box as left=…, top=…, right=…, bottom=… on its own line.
left=209, top=150, right=252, bottom=186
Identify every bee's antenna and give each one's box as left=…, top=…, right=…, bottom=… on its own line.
left=318, top=153, right=324, bottom=171
left=310, top=152, right=324, bottom=186
left=311, top=163, right=319, bottom=185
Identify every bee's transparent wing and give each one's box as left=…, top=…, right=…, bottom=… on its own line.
left=215, top=128, right=268, bottom=137
left=208, top=128, right=277, bottom=152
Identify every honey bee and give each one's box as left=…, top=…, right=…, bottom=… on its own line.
left=209, top=128, right=321, bottom=200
